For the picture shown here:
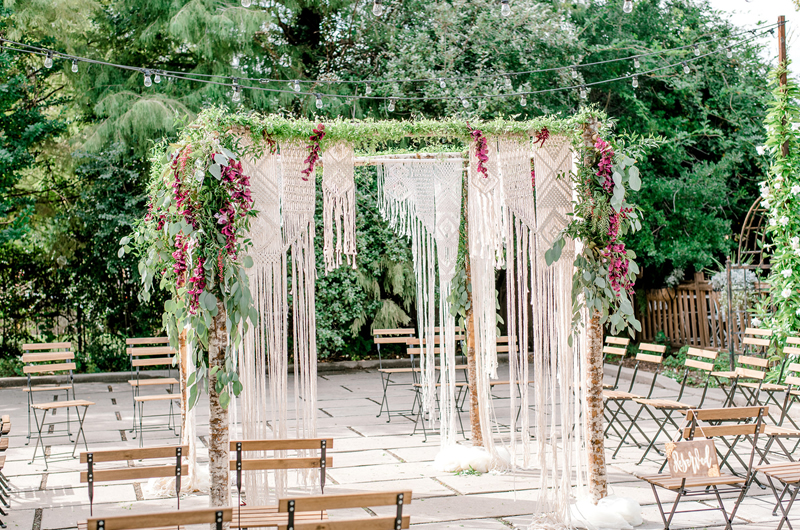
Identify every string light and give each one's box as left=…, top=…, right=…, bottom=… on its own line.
left=372, top=0, right=384, bottom=16
left=71, top=59, right=78, bottom=73
left=232, top=80, right=241, bottom=102
left=44, top=52, right=53, bottom=68
left=571, top=66, right=578, bottom=79
left=154, top=71, right=161, bottom=84
left=682, top=61, right=690, bottom=74
left=143, top=70, right=152, bottom=87
left=693, top=44, right=700, bottom=56
left=315, top=93, right=323, bottom=109
left=365, top=83, right=372, bottom=95
left=579, top=86, right=587, bottom=99
left=520, top=95, right=527, bottom=107
left=293, top=79, right=301, bottom=92
left=726, top=47, right=733, bottom=59
left=387, top=98, right=396, bottom=112
left=634, top=56, right=640, bottom=69
left=623, top=0, right=633, bottom=13
left=501, top=0, right=511, bottom=17
left=241, top=0, right=251, bottom=6
left=231, top=55, right=240, bottom=68
left=439, top=78, right=446, bottom=89
left=632, top=75, right=638, bottom=88
left=461, top=97, right=470, bottom=108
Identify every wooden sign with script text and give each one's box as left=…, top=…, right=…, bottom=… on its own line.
left=665, top=439, right=721, bottom=478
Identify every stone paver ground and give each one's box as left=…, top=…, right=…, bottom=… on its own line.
left=0, top=364, right=797, bottom=529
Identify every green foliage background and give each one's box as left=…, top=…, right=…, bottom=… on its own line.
left=0, top=0, right=775, bottom=370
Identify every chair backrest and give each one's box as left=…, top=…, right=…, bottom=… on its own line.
left=22, top=342, right=75, bottom=377
left=682, top=406, right=767, bottom=480
left=734, top=355, right=769, bottom=383
left=229, top=438, right=333, bottom=503
left=373, top=329, right=415, bottom=368
left=80, top=445, right=188, bottom=515
left=126, top=338, right=176, bottom=374
left=277, top=491, right=412, bottom=530
left=742, top=328, right=772, bottom=356
left=603, top=336, right=630, bottom=390
left=624, top=343, right=665, bottom=396
left=86, top=508, right=232, bottom=530
left=678, top=348, right=719, bottom=406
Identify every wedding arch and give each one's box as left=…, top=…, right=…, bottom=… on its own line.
left=122, top=106, right=647, bottom=526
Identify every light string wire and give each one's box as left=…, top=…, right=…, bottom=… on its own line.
left=0, top=20, right=779, bottom=89
left=0, top=25, right=776, bottom=103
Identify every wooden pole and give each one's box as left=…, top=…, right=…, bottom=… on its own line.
left=779, top=15, right=789, bottom=157
left=208, top=300, right=230, bottom=519
left=582, top=118, right=608, bottom=504
left=462, top=170, right=483, bottom=446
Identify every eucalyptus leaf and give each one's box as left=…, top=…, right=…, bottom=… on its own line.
left=628, top=166, right=641, bottom=191
left=209, top=163, right=222, bottom=180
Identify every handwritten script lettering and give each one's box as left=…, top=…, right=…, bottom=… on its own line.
left=667, top=440, right=721, bottom=478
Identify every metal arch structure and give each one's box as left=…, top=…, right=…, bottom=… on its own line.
left=736, top=196, right=770, bottom=268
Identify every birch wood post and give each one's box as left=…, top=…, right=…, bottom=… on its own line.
left=462, top=172, right=483, bottom=446
left=179, top=329, right=188, bottom=435
left=208, top=300, right=230, bottom=517
left=582, top=118, right=607, bottom=504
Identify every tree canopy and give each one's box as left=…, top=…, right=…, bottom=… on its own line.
left=0, top=0, right=776, bottom=365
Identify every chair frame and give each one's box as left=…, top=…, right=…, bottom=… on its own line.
left=373, top=328, right=416, bottom=423
left=640, top=406, right=767, bottom=530
left=22, top=342, right=76, bottom=445
left=80, top=445, right=188, bottom=515
left=277, top=490, right=412, bottom=530
left=756, top=461, right=800, bottom=530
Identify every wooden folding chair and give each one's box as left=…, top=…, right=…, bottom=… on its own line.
left=276, top=490, right=413, bottom=530
left=21, top=342, right=76, bottom=444
left=631, top=347, right=718, bottom=465
left=85, top=508, right=231, bottom=530
left=604, top=343, right=667, bottom=458
left=79, top=445, right=188, bottom=516
left=638, top=406, right=767, bottom=530
left=0, top=415, right=9, bottom=524
left=755, top=461, right=800, bottom=530
left=373, top=328, right=416, bottom=422
left=127, top=338, right=181, bottom=447
left=229, top=438, right=333, bottom=529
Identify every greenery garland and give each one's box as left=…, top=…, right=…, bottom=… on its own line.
left=756, top=63, right=800, bottom=343
left=547, top=125, right=659, bottom=338
left=120, top=127, right=258, bottom=410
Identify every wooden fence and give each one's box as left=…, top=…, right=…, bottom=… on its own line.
left=637, top=272, right=766, bottom=350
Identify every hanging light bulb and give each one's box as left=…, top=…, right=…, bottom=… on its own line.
left=241, top=0, right=251, bottom=6
left=154, top=71, right=161, bottom=84
left=232, top=86, right=241, bottom=102
left=365, top=83, right=372, bottom=95
left=579, top=86, right=587, bottom=99
left=634, top=56, right=640, bottom=69
left=44, top=52, right=53, bottom=69
left=461, top=97, right=470, bottom=108
left=682, top=62, right=690, bottom=74
left=372, top=0, right=384, bottom=16
left=622, top=0, right=633, bottom=13
left=315, top=93, right=323, bottom=109
left=293, top=79, right=301, bottom=92
left=501, top=0, right=511, bottom=17
left=387, top=98, right=396, bottom=112
left=439, top=78, right=446, bottom=89
left=693, top=44, right=700, bottom=56
left=232, top=55, right=240, bottom=68
left=143, top=70, right=152, bottom=87
left=632, top=75, right=638, bottom=89
left=726, top=47, right=733, bottom=59
left=571, top=66, right=578, bottom=79
left=520, top=95, right=527, bottom=107
left=71, top=59, right=78, bottom=73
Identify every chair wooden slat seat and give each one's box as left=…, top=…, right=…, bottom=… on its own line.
left=756, top=460, right=800, bottom=527
left=22, top=384, right=73, bottom=393
left=32, top=399, right=94, bottom=411
left=0, top=439, right=8, bottom=451
left=739, top=381, right=787, bottom=391
left=127, top=378, right=179, bottom=387
left=133, top=394, right=180, bottom=403
left=639, top=473, right=744, bottom=490
left=764, top=425, right=800, bottom=437
left=710, top=370, right=737, bottom=379
left=603, top=390, right=642, bottom=400
left=632, top=398, right=691, bottom=410
left=756, top=462, right=800, bottom=483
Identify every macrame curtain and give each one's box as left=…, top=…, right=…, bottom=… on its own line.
left=237, top=139, right=319, bottom=505
left=377, top=158, right=462, bottom=443
left=321, top=141, right=357, bottom=272
left=527, top=135, right=587, bottom=528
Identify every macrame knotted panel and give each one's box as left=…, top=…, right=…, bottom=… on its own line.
left=239, top=140, right=289, bottom=504
left=321, top=141, right=357, bottom=272
left=530, top=134, right=582, bottom=527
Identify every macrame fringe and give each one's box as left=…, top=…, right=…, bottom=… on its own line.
left=322, top=141, right=357, bottom=272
